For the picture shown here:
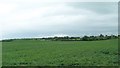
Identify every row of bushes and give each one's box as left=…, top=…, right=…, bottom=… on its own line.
left=2, top=34, right=119, bottom=42
left=24, top=34, right=119, bottom=41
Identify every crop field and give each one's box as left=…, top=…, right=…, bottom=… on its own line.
left=2, top=39, right=118, bottom=66
left=0, top=42, right=2, bottom=67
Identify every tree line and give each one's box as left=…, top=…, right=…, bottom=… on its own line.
left=42, top=34, right=118, bottom=41
left=2, top=34, right=119, bottom=42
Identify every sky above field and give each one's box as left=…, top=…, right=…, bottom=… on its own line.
left=0, top=0, right=118, bottom=39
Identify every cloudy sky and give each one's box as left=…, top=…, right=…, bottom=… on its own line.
left=0, top=0, right=118, bottom=39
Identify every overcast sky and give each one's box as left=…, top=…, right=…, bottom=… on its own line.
left=0, top=0, right=118, bottom=39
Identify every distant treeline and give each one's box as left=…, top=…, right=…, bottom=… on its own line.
left=2, top=34, right=120, bottom=42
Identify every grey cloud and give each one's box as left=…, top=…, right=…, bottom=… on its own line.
left=67, top=2, right=118, bottom=14
left=1, top=2, right=118, bottom=39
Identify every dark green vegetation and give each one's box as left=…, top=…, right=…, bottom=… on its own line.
left=0, top=42, right=2, bottom=67
left=2, top=39, right=118, bottom=66
left=2, top=34, right=119, bottom=42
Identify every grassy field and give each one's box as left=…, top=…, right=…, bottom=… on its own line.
left=2, top=39, right=118, bottom=66
left=0, top=42, right=2, bottom=67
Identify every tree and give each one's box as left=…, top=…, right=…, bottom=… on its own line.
left=89, top=36, right=95, bottom=41
left=82, top=36, right=89, bottom=41
left=99, top=34, right=104, bottom=40
left=110, top=35, right=117, bottom=39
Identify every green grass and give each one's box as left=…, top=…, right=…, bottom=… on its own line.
left=0, top=42, right=2, bottom=67
left=2, top=39, right=118, bottom=66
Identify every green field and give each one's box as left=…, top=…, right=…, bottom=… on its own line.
left=2, top=39, right=118, bottom=66
left=0, top=42, right=2, bottom=67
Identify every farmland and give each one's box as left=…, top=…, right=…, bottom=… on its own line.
left=0, top=42, right=2, bottom=67
left=2, top=39, right=118, bottom=66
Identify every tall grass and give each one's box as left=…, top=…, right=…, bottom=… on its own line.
left=2, top=39, right=118, bottom=66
